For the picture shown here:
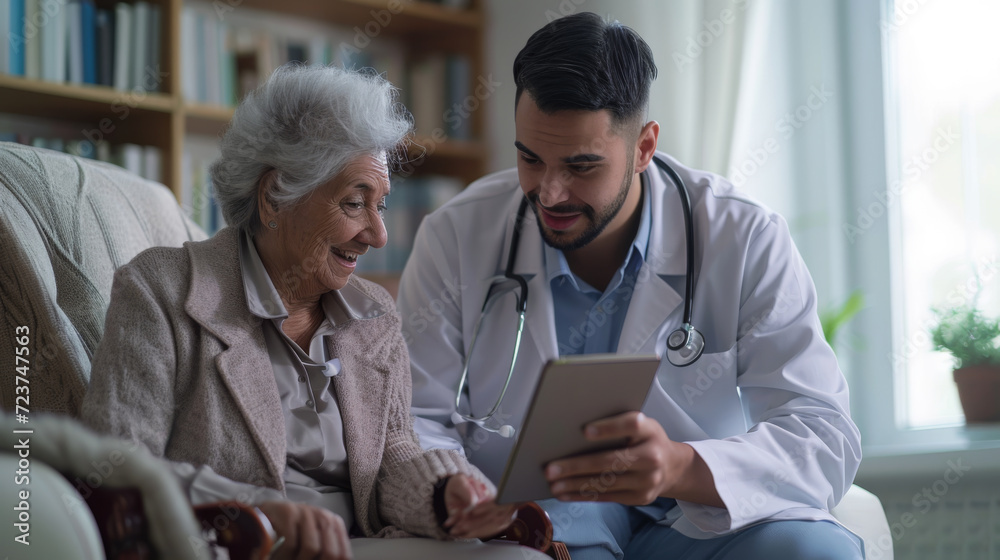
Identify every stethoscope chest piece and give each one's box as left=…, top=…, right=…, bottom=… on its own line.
left=666, top=323, right=705, bottom=367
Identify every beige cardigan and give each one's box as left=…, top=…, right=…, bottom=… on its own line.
left=81, top=227, right=487, bottom=539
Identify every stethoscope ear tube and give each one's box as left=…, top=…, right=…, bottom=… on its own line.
left=652, top=156, right=704, bottom=367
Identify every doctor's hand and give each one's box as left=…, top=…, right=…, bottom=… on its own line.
left=442, top=473, right=519, bottom=539
left=257, top=501, right=352, bottom=560
left=544, top=411, right=724, bottom=508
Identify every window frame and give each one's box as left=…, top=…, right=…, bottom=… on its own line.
left=845, top=0, right=1000, bottom=455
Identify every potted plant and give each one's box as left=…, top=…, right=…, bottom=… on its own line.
left=930, top=306, right=1000, bottom=423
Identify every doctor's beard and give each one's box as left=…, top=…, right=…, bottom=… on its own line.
left=529, top=154, right=635, bottom=253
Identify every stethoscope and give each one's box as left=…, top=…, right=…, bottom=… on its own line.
left=451, top=155, right=705, bottom=438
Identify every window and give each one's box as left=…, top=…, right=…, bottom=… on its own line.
left=884, top=0, right=1000, bottom=429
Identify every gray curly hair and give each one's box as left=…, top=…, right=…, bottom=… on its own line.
left=211, top=63, right=412, bottom=234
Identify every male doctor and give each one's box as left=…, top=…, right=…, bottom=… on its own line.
left=397, top=12, right=863, bottom=560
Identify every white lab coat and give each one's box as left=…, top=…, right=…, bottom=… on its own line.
left=397, top=151, right=861, bottom=538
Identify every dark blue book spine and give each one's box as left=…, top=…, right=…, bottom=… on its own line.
left=96, top=9, right=112, bottom=87
left=81, top=0, right=96, bottom=83
left=10, top=0, right=26, bottom=75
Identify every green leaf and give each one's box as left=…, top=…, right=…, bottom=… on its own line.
left=821, top=290, right=865, bottom=348
left=930, top=306, right=1000, bottom=368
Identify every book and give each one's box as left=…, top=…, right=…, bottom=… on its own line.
left=40, top=0, right=65, bottom=82
left=142, top=144, right=161, bottom=183
left=81, top=0, right=96, bottom=84
left=308, top=36, right=328, bottom=66
left=180, top=6, right=197, bottom=101
left=203, top=11, right=219, bottom=104
left=11, top=0, right=24, bottom=75
left=0, top=0, right=10, bottom=74
left=218, top=22, right=233, bottom=105
left=24, top=0, right=39, bottom=79
left=95, top=139, right=111, bottom=162
left=7, top=0, right=27, bottom=75
left=66, top=0, right=83, bottom=84
left=131, top=1, right=148, bottom=90
left=445, top=55, right=472, bottom=140
left=146, top=3, right=160, bottom=92
left=112, top=2, right=131, bottom=90
left=117, top=143, right=143, bottom=176
left=408, top=54, right=447, bottom=137
left=96, top=8, right=113, bottom=87
left=286, top=41, right=306, bottom=65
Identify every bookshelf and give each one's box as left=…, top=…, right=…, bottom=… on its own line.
left=0, top=0, right=489, bottom=197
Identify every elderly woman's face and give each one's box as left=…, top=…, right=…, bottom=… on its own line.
left=267, top=153, right=390, bottom=294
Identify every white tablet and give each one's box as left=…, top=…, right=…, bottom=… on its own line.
left=495, top=353, right=661, bottom=504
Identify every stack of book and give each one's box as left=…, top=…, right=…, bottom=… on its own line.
left=180, top=3, right=414, bottom=109
left=0, top=0, right=162, bottom=92
left=408, top=54, right=473, bottom=140
left=0, top=133, right=162, bottom=183
left=181, top=136, right=225, bottom=235
left=178, top=2, right=473, bottom=141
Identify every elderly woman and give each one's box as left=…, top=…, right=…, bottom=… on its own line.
left=81, top=65, right=536, bottom=560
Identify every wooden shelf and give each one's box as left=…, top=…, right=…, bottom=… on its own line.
left=0, top=74, right=175, bottom=120
left=238, top=0, right=482, bottom=36
left=183, top=103, right=235, bottom=137
left=405, top=137, right=486, bottom=184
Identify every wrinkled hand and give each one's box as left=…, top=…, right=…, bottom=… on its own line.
left=441, top=473, right=518, bottom=539
left=257, top=501, right=352, bottom=560
left=545, top=411, right=693, bottom=505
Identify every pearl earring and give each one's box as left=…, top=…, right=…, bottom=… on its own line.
left=268, top=221, right=277, bottom=229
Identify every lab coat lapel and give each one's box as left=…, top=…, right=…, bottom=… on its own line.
left=618, top=158, right=688, bottom=355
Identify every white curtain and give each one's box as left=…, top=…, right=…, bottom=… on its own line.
left=603, top=0, right=856, bottom=326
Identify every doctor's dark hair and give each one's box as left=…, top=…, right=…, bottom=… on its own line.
left=513, top=12, right=657, bottom=134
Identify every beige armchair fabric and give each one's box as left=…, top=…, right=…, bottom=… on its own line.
left=0, top=141, right=206, bottom=415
